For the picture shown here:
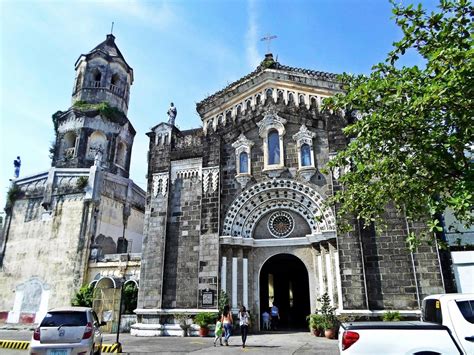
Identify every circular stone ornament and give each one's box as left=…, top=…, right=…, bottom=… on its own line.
left=268, top=211, right=294, bottom=238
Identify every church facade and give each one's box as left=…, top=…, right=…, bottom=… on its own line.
left=133, top=54, right=446, bottom=334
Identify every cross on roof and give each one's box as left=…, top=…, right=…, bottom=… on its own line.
left=260, top=33, right=277, bottom=54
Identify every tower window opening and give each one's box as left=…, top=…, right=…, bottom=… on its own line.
left=90, top=69, right=102, bottom=87
left=110, top=73, right=121, bottom=95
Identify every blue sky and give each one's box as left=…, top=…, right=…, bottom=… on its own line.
left=0, top=0, right=437, bottom=209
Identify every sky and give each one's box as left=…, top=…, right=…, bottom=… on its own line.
left=0, top=0, right=438, bottom=210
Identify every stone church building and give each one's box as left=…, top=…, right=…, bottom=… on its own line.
left=0, top=34, right=451, bottom=333
left=133, top=53, right=446, bottom=334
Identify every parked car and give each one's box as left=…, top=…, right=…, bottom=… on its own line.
left=422, top=293, right=474, bottom=355
left=338, top=321, right=463, bottom=354
left=30, top=306, right=105, bottom=355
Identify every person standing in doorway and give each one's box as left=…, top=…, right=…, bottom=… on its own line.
left=262, top=310, right=270, bottom=330
left=13, top=156, right=21, bottom=178
left=238, top=305, right=250, bottom=348
left=221, top=305, right=233, bottom=346
left=271, top=303, right=280, bottom=330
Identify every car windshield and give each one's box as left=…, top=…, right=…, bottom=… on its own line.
left=40, top=311, right=87, bottom=327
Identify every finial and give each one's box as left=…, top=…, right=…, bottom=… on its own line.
left=111, top=21, right=114, bottom=35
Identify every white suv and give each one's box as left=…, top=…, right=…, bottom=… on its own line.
left=30, top=307, right=105, bottom=355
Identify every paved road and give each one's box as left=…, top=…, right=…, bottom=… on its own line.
left=0, top=329, right=339, bottom=354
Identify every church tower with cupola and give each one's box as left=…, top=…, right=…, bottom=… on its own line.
left=51, top=33, right=135, bottom=178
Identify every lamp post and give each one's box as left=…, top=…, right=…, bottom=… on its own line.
left=113, top=281, right=125, bottom=353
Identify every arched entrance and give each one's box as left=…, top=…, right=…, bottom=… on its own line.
left=259, top=254, right=310, bottom=330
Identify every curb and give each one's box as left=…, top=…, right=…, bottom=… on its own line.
left=0, top=340, right=120, bottom=353
left=0, top=340, right=30, bottom=350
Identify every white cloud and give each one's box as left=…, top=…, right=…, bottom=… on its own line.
left=246, top=0, right=260, bottom=68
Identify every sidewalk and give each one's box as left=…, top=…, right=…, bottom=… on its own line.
left=0, top=329, right=339, bottom=354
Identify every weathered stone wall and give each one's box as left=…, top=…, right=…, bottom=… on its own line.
left=0, top=196, right=90, bottom=322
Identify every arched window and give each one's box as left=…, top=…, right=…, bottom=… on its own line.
left=288, top=92, right=294, bottom=104
left=110, top=73, right=121, bottom=95
left=266, top=88, right=273, bottom=102
left=116, top=142, right=127, bottom=167
left=87, top=131, right=107, bottom=159
left=301, top=144, right=311, bottom=166
left=74, top=71, right=83, bottom=93
left=245, top=100, right=251, bottom=111
left=239, top=152, right=249, bottom=174
left=268, top=129, right=280, bottom=165
left=63, top=131, right=77, bottom=158
left=92, top=69, right=102, bottom=87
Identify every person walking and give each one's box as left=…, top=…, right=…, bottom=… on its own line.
left=271, top=303, right=280, bottom=330
left=221, top=305, right=233, bottom=346
left=238, top=305, right=250, bottom=348
left=213, top=314, right=223, bottom=346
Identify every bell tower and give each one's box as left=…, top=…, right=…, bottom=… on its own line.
left=50, top=34, right=135, bottom=178
left=72, top=33, right=133, bottom=114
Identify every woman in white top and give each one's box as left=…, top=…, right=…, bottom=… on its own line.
left=238, top=305, right=250, bottom=348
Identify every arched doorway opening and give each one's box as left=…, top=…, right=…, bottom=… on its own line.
left=259, top=254, right=310, bottom=330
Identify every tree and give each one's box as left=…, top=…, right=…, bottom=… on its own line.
left=72, top=285, right=94, bottom=307
left=324, top=0, right=473, bottom=246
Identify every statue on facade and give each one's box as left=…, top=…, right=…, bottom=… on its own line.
left=167, top=102, right=177, bottom=126
left=94, top=148, right=103, bottom=167
left=13, top=156, right=21, bottom=178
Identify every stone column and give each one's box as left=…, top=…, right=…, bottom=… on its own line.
left=221, top=256, right=227, bottom=291
left=232, top=257, right=238, bottom=309
left=243, top=258, right=248, bottom=309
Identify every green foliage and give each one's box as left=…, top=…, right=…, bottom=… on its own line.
left=307, top=313, right=325, bottom=331
left=317, top=292, right=338, bottom=330
left=218, top=290, right=230, bottom=314
left=76, top=176, right=89, bottom=190
left=6, top=184, right=20, bottom=206
left=71, top=285, right=94, bottom=307
left=73, top=101, right=124, bottom=121
left=382, top=311, right=403, bottom=322
left=324, top=0, right=473, bottom=243
left=193, top=312, right=218, bottom=328
left=123, top=283, right=138, bottom=314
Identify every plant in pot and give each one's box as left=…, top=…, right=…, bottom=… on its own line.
left=317, top=292, right=338, bottom=339
left=194, top=312, right=217, bottom=337
left=174, top=313, right=192, bottom=337
left=307, top=314, right=325, bottom=336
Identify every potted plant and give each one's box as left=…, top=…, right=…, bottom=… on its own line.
left=194, top=312, right=217, bottom=337
left=307, top=314, right=325, bottom=336
left=317, top=292, right=338, bottom=339
left=174, top=313, right=192, bottom=337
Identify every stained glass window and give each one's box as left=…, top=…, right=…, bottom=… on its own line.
left=239, top=152, right=249, bottom=174
left=301, top=144, right=311, bottom=166
left=268, top=129, right=280, bottom=165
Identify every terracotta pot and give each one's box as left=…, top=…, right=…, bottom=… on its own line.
left=324, top=328, right=336, bottom=339
left=312, top=328, right=322, bottom=337
left=198, top=327, right=209, bottom=337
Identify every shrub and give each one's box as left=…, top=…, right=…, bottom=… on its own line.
left=194, top=312, right=217, bottom=328
left=382, top=311, right=403, bottom=322
left=307, top=313, right=325, bottom=331
left=72, top=285, right=94, bottom=307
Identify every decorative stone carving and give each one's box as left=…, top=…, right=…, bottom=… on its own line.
left=232, top=133, right=254, bottom=188
left=267, top=211, right=294, bottom=238
left=152, top=173, right=168, bottom=197
left=202, top=167, right=219, bottom=194
left=223, top=179, right=336, bottom=238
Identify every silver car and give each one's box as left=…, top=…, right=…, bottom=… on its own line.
left=30, top=306, right=105, bottom=355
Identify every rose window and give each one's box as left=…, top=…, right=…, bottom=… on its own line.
left=268, top=211, right=294, bottom=238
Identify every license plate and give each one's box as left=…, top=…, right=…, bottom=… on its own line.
left=48, top=350, right=68, bottom=355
